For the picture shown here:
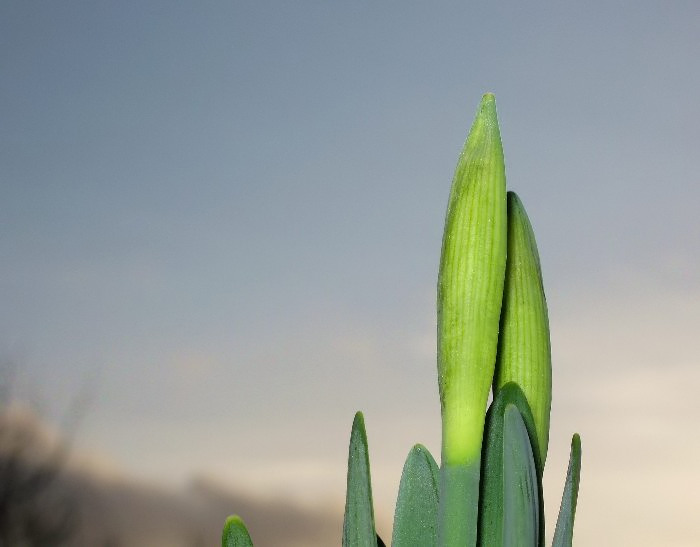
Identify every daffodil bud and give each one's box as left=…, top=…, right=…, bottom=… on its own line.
left=494, top=191, right=552, bottom=466
left=438, top=92, right=507, bottom=465
left=437, top=93, right=507, bottom=547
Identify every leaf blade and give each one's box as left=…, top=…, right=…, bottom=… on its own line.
left=342, top=411, right=378, bottom=547
left=552, top=434, right=582, bottom=547
left=391, top=444, right=439, bottom=547
left=502, top=405, right=539, bottom=547
left=479, top=383, right=543, bottom=547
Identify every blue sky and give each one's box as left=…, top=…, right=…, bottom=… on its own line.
left=2, top=2, right=700, bottom=544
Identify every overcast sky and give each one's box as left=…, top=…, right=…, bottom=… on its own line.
left=2, top=2, right=699, bottom=545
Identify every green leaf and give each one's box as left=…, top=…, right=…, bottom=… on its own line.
left=479, top=383, right=543, bottom=547
left=342, top=411, right=379, bottom=547
left=552, top=434, right=582, bottom=547
left=391, top=444, right=439, bottom=547
left=495, top=191, right=552, bottom=466
left=502, top=405, right=539, bottom=546
left=222, top=515, right=254, bottom=547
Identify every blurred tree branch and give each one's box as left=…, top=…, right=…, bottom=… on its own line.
left=0, top=363, right=78, bottom=546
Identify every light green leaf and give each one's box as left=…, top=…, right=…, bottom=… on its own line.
left=391, top=444, right=439, bottom=547
left=342, top=412, right=379, bottom=547
left=552, top=434, right=582, bottom=547
left=222, top=515, right=254, bottom=547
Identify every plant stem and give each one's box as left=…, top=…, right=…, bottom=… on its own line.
left=438, top=458, right=481, bottom=547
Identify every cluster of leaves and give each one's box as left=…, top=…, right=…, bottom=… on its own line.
left=222, top=94, right=581, bottom=546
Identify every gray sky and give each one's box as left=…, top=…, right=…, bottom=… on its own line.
left=2, top=2, right=699, bottom=545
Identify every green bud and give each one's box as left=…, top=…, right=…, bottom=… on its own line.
left=437, top=93, right=507, bottom=547
left=494, top=192, right=552, bottom=465
left=438, top=93, right=508, bottom=465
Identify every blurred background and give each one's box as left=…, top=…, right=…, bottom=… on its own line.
left=1, top=1, right=699, bottom=545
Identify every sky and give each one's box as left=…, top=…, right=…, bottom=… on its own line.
left=1, top=1, right=700, bottom=545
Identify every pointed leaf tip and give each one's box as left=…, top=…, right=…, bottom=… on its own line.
left=552, top=434, right=582, bottom=547
left=343, top=411, right=378, bottom=547
left=353, top=410, right=365, bottom=429
left=222, top=515, right=254, bottom=547
left=392, top=444, right=439, bottom=547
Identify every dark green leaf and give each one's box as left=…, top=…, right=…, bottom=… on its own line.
left=552, top=434, right=582, bottom=547
left=502, top=405, right=539, bottom=546
left=391, top=444, right=439, bottom=547
left=222, top=515, right=253, bottom=547
left=342, top=412, right=379, bottom=547
left=478, top=383, right=544, bottom=547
